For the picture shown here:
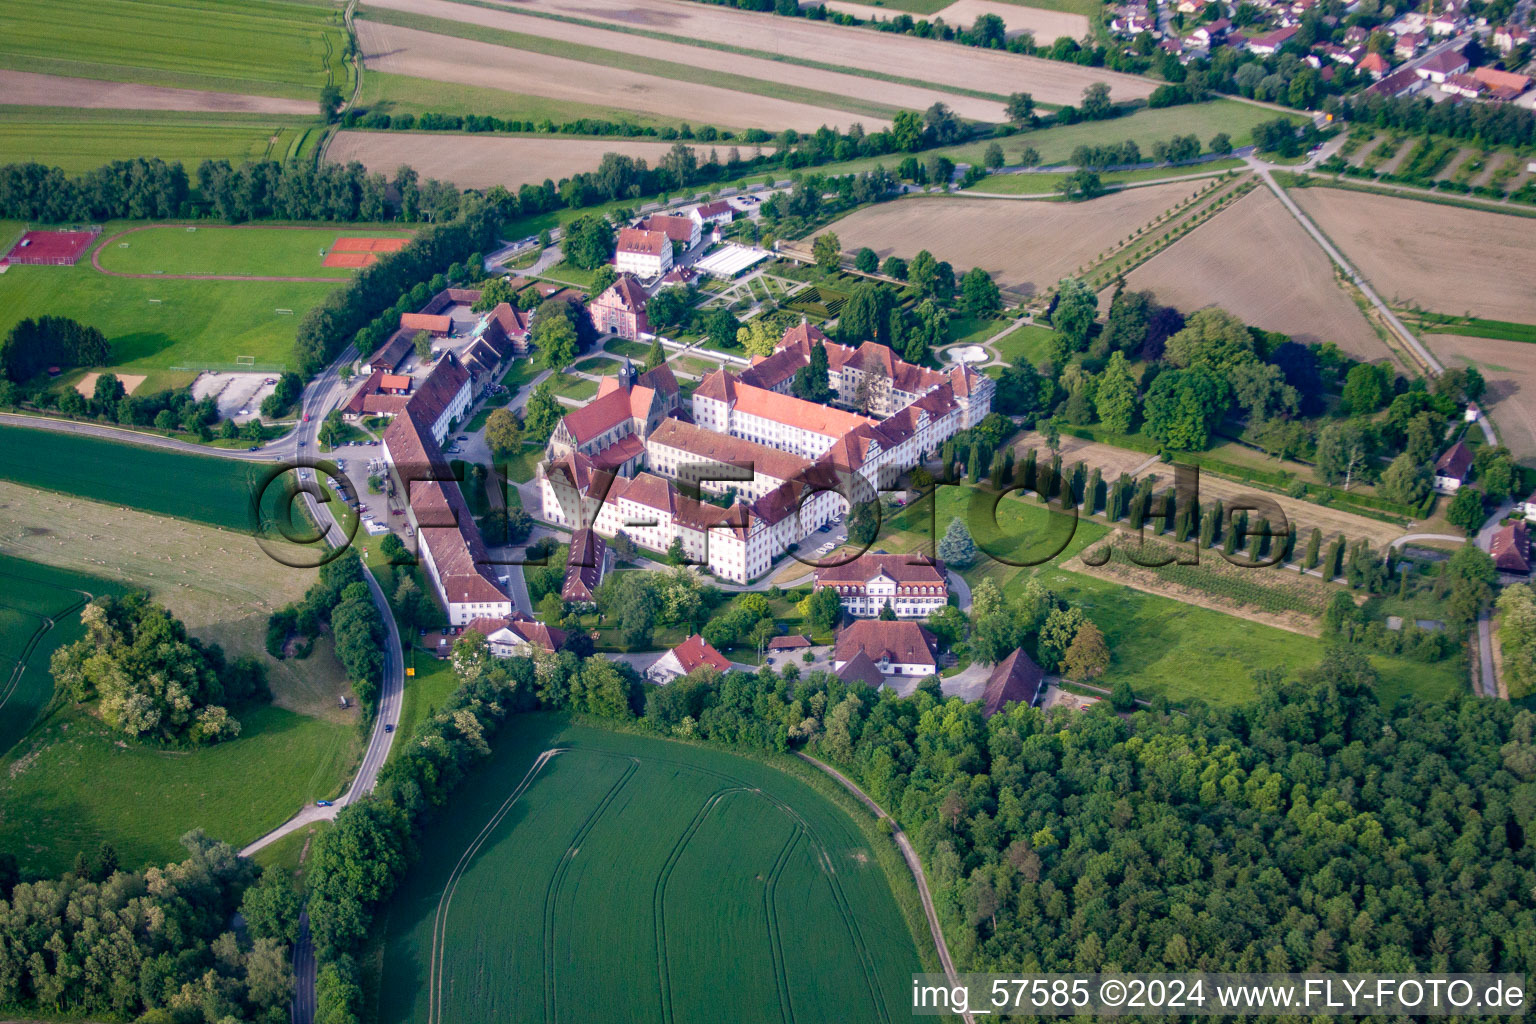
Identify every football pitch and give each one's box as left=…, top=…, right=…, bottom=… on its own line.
left=94, top=225, right=412, bottom=279
left=0, top=555, right=120, bottom=757
left=379, top=718, right=925, bottom=1024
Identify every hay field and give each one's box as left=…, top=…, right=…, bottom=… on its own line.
left=814, top=183, right=1201, bottom=297
left=391, top=0, right=1156, bottom=105
left=377, top=718, right=925, bottom=1024
left=330, top=132, right=710, bottom=190
left=1427, top=334, right=1536, bottom=460
left=354, top=20, right=875, bottom=133
left=1119, top=188, right=1389, bottom=357
left=1291, top=187, right=1536, bottom=324
left=0, top=70, right=315, bottom=115
left=921, top=0, right=1089, bottom=39
left=364, top=0, right=999, bottom=121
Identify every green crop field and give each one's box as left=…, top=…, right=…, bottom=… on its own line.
left=0, top=231, right=336, bottom=372
left=355, top=71, right=699, bottom=132
left=377, top=717, right=924, bottom=1023
left=0, top=108, right=317, bottom=173
left=965, top=159, right=1245, bottom=195
left=96, top=225, right=412, bottom=278
left=0, top=424, right=279, bottom=529
left=0, top=701, right=356, bottom=873
left=0, top=555, right=122, bottom=759
left=0, top=0, right=350, bottom=100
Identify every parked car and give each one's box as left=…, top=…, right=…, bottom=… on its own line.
left=316, top=800, right=332, bottom=807
left=457, top=434, right=469, bottom=441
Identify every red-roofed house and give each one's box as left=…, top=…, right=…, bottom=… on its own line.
left=1416, top=48, right=1469, bottom=83
left=689, top=200, right=734, bottom=229
left=832, top=620, right=937, bottom=679
left=590, top=274, right=650, bottom=340
left=467, top=614, right=568, bottom=656
left=641, top=213, right=701, bottom=250
left=648, top=633, right=733, bottom=682
left=814, top=552, right=948, bottom=618
left=1247, top=24, right=1299, bottom=54
left=1472, top=65, right=1531, bottom=99
left=1433, top=441, right=1475, bottom=493
left=616, top=227, right=673, bottom=278
left=1492, top=521, right=1530, bottom=574
left=400, top=312, right=453, bottom=336
left=561, top=528, right=609, bottom=605
left=1358, top=51, right=1390, bottom=77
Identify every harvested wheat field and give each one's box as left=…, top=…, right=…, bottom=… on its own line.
left=815, top=184, right=1206, bottom=297
left=1120, top=187, right=1388, bottom=358
left=816, top=0, right=1089, bottom=41
left=1426, top=334, right=1536, bottom=460
left=1292, top=187, right=1536, bottom=324
left=365, top=0, right=997, bottom=121
left=431, top=0, right=1156, bottom=105
left=0, top=70, right=316, bottom=115
left=354, top=20, right=866, bottom=132
left=328, top=131, right=699, bottom=189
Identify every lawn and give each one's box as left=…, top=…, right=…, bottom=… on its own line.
left=0, top=702, right=356, bottom=874
left=0, top=231, right=336, bottom=372
left=572, top=354, right=622, bottom=374
left=603, top=337, right=651, bottom=360
left=944, top=315, right=1008, bottom=345
left=667, top=354, right=723, bottom=378
left=0, top=555, right=123, bottom=759
left=375, top=716, right=926, bottom=1023
left=0, top=108, right=318, bottom=173
left=96, top=225, right=412, bottom=278
left=965, top=158, right=1246, bottom=194
left=354, top=71, right=697, bottom=132
left=538, top=260, right=601, bottom=289
left=884, top=488, right=1465, bottom=706
left=990, top=323, right=1058, bottom=366
left=498, top=441, right=547, bottom=484
left=0, top=424, right=276, bottom=529
left=0, top=0, right=350, bottom=100
left=390, top=648, right=462, bottom=766
left=548, top=373, right=599, bottom=401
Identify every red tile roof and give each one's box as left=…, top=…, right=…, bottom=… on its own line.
left=671, top=634, right=733, bottom=674
left=401, top=313, right=452, bottom=334
left=562, top=529, right=607, bottom=602
left=642, top=214, right=697, bottom=244
left=617, top=227, right=668, bottom=256
left=647, top=418, right=812, bottom=482
left=836, top=649, right=886, bottom=688
left=1434, top=441, right=1474, bottom=481
left=833, top=620, right=937, bottom=670
left=1492, top=521, right=1530, bottom=574
left=559, top=383, right=654, bottom=445
left=767, top=634, right=813, bottom=650
left=596, top=274, right=648, bottom=313
left=815, top=552, right=946, bottom=591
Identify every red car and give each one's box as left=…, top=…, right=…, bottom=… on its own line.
left=303, top=413, right=310, bottom=422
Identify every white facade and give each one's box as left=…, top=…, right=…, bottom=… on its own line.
left=615, top=241, right=673, bottom=279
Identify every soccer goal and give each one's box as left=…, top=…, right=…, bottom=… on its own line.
left=235, top=355, right=256, bottom=367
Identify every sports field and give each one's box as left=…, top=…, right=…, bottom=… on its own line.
left=0, top=424, right=271, bottom=529
left=0, top=0, right=350, bottom=100
left=378, top=718, right=925, bottom=1024
left=0, top=555, right=120, bottom=758
left=0, top=227, right=335, bottom=373
left=95, top=225, right=412, bottom=278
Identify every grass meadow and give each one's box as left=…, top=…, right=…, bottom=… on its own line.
left=355, top=71, right=696, bottom=132
left=883, top=488, right=1465, bottom=705
left=96, top=224, right=412, bottom=278
left=0, top=555, right=122, bottom=758
left=0, top=0, right=350, bottom=100
left=0, top=108, right=319, bottom=173
left=376, top=716, right=926, bottom=1024
left=965, top=158, right=1246, bottom=195
left=0, top=222, right=338, bottom=374
left=0, top=702, right=356, bottom=873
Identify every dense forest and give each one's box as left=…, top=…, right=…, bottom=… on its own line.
left=0, top=832, right=297, bottom=1022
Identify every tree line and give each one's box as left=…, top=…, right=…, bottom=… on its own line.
left=267, top=550, right=387, bottom=713
left=0, top=316, right=108, bottom=385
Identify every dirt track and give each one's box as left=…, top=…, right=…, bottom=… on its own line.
left=355, top=18, right=877, bottom=132
left=0, top=69, right=315, bottom=115
left=1292, top=186, right=1536, bottom=324
left=364, top=0, right=999, bottom=121
left=375, top=0, right=1155, bottom=105
left=1120, top=187, right=1390, bottom=358
left=815, top=183, right=1203, bottom=297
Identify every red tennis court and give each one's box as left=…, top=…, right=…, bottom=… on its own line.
left=3, top=228, right=100, bottom=266
left=331, top=237, right=409, bottom=253
left=322, top=251, right=378, bottom=268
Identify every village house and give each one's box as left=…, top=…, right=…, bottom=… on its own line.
left=400, top=312, right=453, bottom=337
left=1247, top=24, right=1300, bottom=54
left=1416, top=48, right=1470, bottom=83
left=1516, top=490, right=1536, bottom=522
left=1433, top=440, right=1475, bottom=493
left=648, top=634, right=732, bottom=683
left=1494, top=23, right=1531, bottom=51
left=689, top=200, right=734, bottom=231
left=589, top=275, right=651, bottom=340
left=342, top=370, right=413, bottom=420
left=466, top=614, right=567, bottom=656
left=615, top=227, right=673, bottom=278
left=813, top=553, right=948, bottom=619
left=1491, top=521, right=1531, bottom=575
left=832, top=620, right=938, bottom=679
left=642, top=213, right=702, bottom=252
